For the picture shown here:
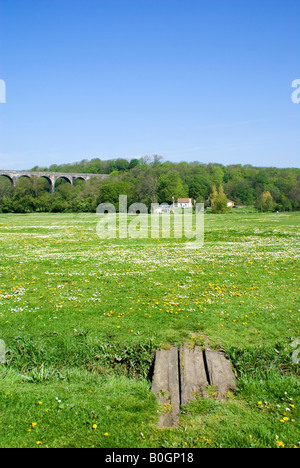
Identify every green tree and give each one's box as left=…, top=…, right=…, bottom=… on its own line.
left=209, top=185, right=229, bottom=213
left=98, top=181, right=134, bottom=209
left=3, top=160, right=300, bottom=213
left=157, top=171, right=188, bottom=203
left=128, top=159, right=140, bottom=170
left=288, top=188, right=300, bottom=210
left=209, top=165, right=224, bottom=187
left=0, top=176, right=13, bottom=201
left=136, top=172, right=158, bottom=207
left=261, top=191, right=275, bottom=212
left=189, top=181, right=204, bottom=201
left=236, top=180, right=254, bottom=205
left=115, top=159, right=129, bottom=172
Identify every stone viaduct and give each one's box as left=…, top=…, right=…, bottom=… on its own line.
left=0, top=170, right=109, bottom=193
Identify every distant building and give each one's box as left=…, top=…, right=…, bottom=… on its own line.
left=177, top=198, right=193, bottom=209
left=153, top=203, right=172, bottom=214
left=227, top=200, right=235, bottom=208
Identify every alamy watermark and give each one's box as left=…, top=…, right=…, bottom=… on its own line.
left=96, top=195, right=204, bottom=249
left=0, top=339, right=6, bottom=364
left=291, top=337, right=300, bottom=364
left=291, top=79, right=300, bottom=104
left=0, top=79, right=6, bottom=104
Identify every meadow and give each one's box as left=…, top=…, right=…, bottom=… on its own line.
left=0, top=211, right=299, bottom=448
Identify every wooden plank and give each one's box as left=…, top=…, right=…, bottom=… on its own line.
left=204, top=349, right=236, bottom=400
left=151, top=347, right=180, bottom=427
left=180, top=344, right=209, bottom=405
left=151, top=344, right=237, bottom=426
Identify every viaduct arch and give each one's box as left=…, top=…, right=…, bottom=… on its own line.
left=0, top=170, right=109, bottom=193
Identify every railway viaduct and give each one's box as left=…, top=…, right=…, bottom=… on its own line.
left=0, top=170, right=109, bottom=193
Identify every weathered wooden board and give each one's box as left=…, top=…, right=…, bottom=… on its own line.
left=151, top=347, right=180, bottom=428
left=180, top=344, right=209, bottom=405
left=204, top=349, right=237, bottom=400
left=151, top=344, right=237, bottom=427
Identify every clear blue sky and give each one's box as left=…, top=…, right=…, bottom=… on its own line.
left=0, top=0, right=299, bottom=170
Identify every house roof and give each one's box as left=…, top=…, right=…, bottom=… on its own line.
left=178, top=198, right=192, bottom=203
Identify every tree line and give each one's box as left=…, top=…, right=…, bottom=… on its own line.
left=0, top=156, right=299, bottom=213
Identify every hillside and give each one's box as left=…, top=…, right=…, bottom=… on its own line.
left=0, top=157, right=299, bottom=213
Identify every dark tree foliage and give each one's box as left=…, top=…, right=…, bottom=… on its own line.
left=1, top=157, right=299, bottom=213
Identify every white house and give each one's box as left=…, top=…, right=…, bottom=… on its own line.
left=177, top=198, right=193, bottom=209
left=152, top=202, right=172, bottom=214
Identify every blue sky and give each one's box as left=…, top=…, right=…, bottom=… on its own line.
left=0, top=0, right=299, bottom=170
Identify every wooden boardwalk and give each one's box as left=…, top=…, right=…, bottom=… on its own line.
left=151, top=344, right=236, bottom=427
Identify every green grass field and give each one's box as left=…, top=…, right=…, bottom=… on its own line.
left=0, top=212, right=299, bottom=448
